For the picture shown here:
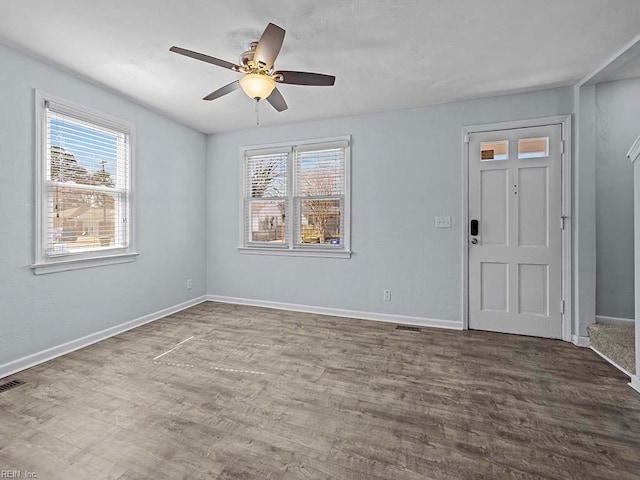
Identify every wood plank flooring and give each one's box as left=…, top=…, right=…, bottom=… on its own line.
left=1, top=302, right=639, bottom=479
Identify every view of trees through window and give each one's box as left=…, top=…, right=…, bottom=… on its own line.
left=248, top=155, right=287, bottom=243
left=297, top=150, right=343, bottom=245
left=246, top=145, right=345, bottom=247
left=46, top=114, right=126, bottom=255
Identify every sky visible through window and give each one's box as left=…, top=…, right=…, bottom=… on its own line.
left=50, top=118, right=118, bottom=176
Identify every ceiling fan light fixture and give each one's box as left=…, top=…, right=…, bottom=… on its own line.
left=239, top=73, right=276, bottom=100
left=171, top=22, right=335, bottom=114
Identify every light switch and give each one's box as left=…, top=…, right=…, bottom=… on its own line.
left=435, top=216, right=452, bottom=228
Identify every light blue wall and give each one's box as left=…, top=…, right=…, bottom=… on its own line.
left=0, top=39, right=581, bottom=370
left=0, top=44, right=208, bottom=370
left=207, top=88, right=573, bottom=323
left=595, top=77, right=640, bottom=320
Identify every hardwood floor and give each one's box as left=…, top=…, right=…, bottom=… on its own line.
left=1, top=301, right=639, bottom=479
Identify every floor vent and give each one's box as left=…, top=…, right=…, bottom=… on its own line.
left=396, top=325, right=421, bottom=332
left=0, top=380, right=24, bottom=393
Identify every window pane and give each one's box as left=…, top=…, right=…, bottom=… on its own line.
left=518, top=137, right=549, bottom=159
left=480, top=141, right=508, bottom=161
left=249, top=200, right=286, bottom=243
left=48, top=114, right=125, bottom=188
left=40, top=101, right=131, bottom=264
left=300, top=199, right=341, bottom=245
left=247, top=153, right=287, bottom=198
left=47, top=187, right=125, bottom=254
left=296, top=148, right=344, bottom=196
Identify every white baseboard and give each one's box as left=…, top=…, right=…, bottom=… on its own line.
left=571, top=334, right=591, bottom=347
left=630, top=375, right=640, bottom=394
left=207, top=295, right=463, bottom=331
left=595, top=315, right=635, bottom=326
left=0, top=295, right=208, bottom=380
left=590, top=346, right=633, bottom=377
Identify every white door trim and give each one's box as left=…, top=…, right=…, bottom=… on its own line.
left=461, top=115, right=572, bottom=342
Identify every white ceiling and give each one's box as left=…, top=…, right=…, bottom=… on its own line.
left=598, top=51, right=640, bottom=83
left=1, top=1, right=640, bottom=134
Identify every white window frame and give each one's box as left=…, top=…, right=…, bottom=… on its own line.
left=239, top=135, right=351, bottom=258
left=32, top=91, right=138, bottom=274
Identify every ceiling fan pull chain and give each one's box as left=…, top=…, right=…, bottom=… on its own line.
left=255, top=98, right=260, bottom=126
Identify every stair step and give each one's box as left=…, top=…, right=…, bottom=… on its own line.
left=587, top=323, right=635, bottom=375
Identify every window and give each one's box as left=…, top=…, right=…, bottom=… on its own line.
left=518, top=137, right=549, bottom=159
left=480, top=140, right=508, bottom=161
left=241, top=137, right=350, bottom=258
left=33, top=92, right=136, bottom=274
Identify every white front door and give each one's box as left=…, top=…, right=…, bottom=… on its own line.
left=468, top=125, right=563, bottom=338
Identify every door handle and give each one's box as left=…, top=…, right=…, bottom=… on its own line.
left=470, top=219, right=479, bottom=236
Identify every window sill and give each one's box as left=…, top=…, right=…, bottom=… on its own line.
left=31, top=252, right=139, bottom=275
left=238, top=247, right=351, bottom=259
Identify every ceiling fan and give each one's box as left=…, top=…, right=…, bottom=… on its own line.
left=170, top=23, right=335, bottom=113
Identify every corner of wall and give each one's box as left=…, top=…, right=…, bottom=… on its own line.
left=574, top=84, right=598, bottom=337
left=204, top=133, right=216, bottom=297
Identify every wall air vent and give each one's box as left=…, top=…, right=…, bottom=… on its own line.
left=396, top=325, right=421, bottom=332
left=0, top=380, right=24, bottom=393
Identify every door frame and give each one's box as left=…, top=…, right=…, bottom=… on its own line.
left=461, top=115, right=573, bottom=342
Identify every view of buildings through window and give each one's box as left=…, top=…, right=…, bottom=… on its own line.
left=247, top=152, right=287, bottom=244
left=45, top=110, right=129, bottom=256
left=244, top=141, right=347, bottom=248
left=296, top=147, right=343, bottom=245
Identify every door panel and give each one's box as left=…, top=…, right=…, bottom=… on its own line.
left=469, top=125, right=562, bottom=339
left=518, top=264, right=548, bottom=315
left=481, top=262, right=508, bottom=312
left=480, top=169, right=509, bottom=246
left=518, top=167, right=548, bottom=247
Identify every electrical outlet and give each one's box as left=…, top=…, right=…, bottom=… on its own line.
left=383, top=289, right=391, bottom=301
left=187, top=279, right=193, bottom=290
left=435, top=216, right=452, bottom=228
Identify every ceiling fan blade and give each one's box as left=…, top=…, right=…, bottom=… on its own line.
left=266, top=87, right=288, bottom=112
left=253, top=23, right=285, bottom=70
left=202, top=81, right=241, bottom=101
left=274, top=70, right=335, bottom=86
left=170, top=46, right=239, bottom=71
